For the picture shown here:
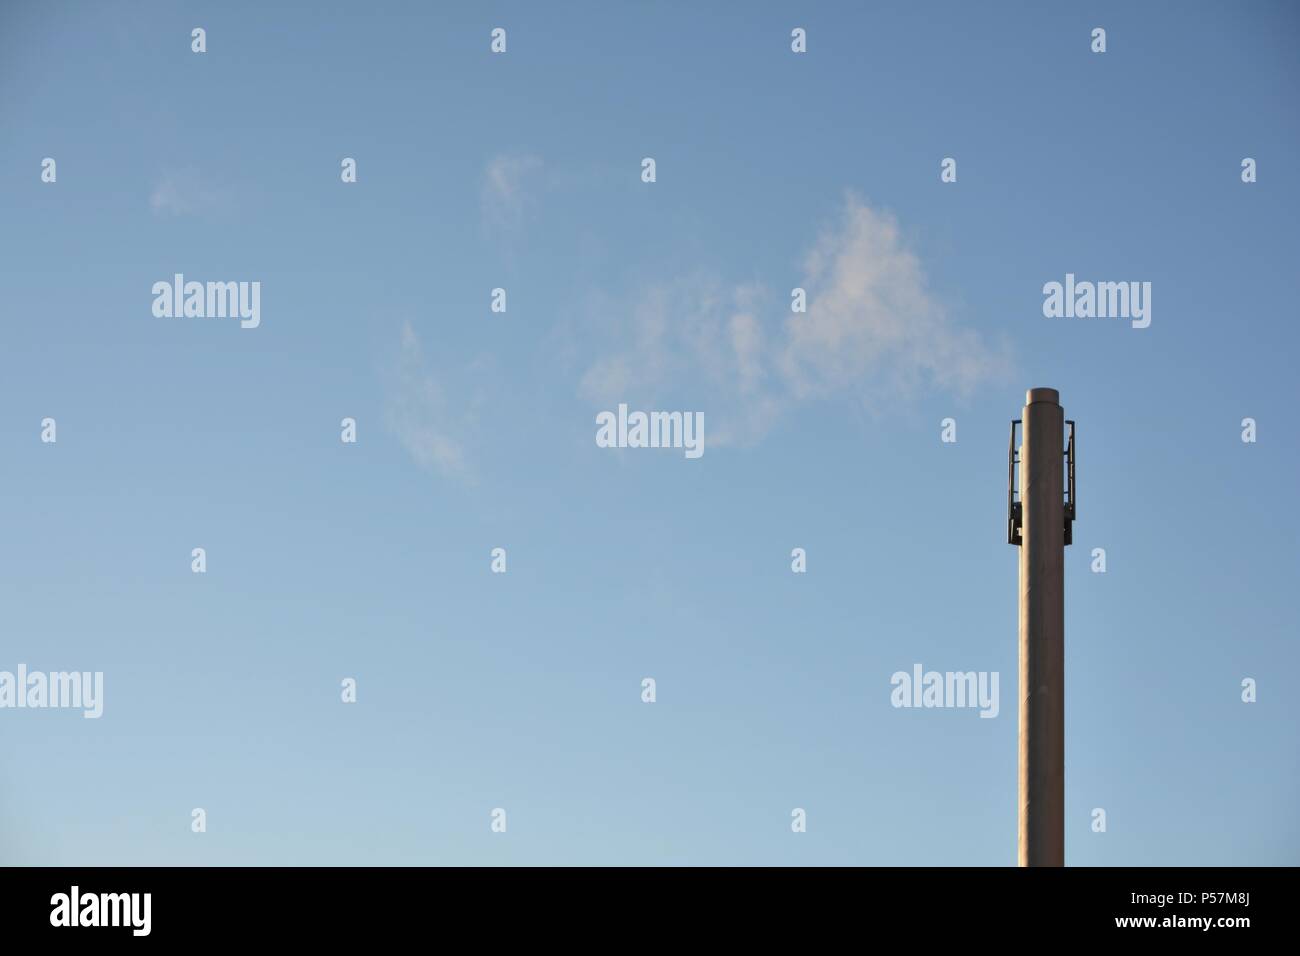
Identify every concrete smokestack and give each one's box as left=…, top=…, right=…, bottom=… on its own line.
left=1013, top=387, right=1068, bottom=866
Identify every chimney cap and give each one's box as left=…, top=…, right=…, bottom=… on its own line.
left=1026, top=387, right=1060, bottom=405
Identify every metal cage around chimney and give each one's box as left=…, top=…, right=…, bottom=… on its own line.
left=1007, top=418, right=1076, bottom=546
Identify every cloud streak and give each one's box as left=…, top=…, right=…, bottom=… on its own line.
left=481, top=153, right=542, bottom=234
left=575, top=194, right=1010, bottom=445
left=780, top=196, right=1003, bottom=399
left=384, top=322, right=470, bottom=479
left=148, top=168, right=232, bottom=217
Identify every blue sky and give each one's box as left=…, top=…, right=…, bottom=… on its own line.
left=0, top=0, right=1296, bottom=865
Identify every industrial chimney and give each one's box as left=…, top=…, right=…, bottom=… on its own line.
left=1008, top=388, right=1075, bottom=866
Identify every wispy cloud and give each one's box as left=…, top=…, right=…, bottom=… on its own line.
left=574, top=194, right=1011, bottom=445
left=779, top=195, right=1006, bottom=399
left=575, top=277, right=787, bottom=446
left=481, top=153, right=542, bottom=233
left=148, top=167, right=232, bottom=217
left=384, top=322, right=470, bottom=479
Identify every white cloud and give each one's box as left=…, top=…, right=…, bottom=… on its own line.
left=575, top=277, right=789, bottom=446
left=575, top=194, right=1010, bottom=445
left=780, top=195, right=1004, bottom=400
left=384, top=322, right=469, bottom=478
left=481, top=153, right=542, bottom=232
left=148, top=168, right=231, bottom=217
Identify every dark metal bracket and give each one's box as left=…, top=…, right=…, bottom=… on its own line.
left=1008, top=420, right=1022, bottom=545
left=1064, top=419, right=1076, bottom=546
